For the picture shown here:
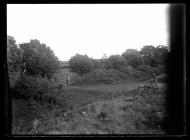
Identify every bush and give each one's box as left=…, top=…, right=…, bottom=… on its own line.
left=19, top=39, right=60, bottom=79
left=122, top=49, right=142, bottom=68
left=137, top=65, right=153, bottom=73
left=108, top=55, right=126, bottom=71
left=69, top=54, right=94, bottom=76
left=12, top=75, right=58, bottom=100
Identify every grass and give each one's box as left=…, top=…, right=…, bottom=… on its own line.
left=12, top=83, right=167, bottom=135
left=43, top=86, right=166, bottom=134
left=53, top=67, right=152, bottom=85
left=53, top=68, right=76, bottom=81
left=12, top=66, right=168, bottom=135
left=57, top=82, right=141, bottom=108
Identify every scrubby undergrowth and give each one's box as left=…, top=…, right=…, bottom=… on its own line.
left=12, top=85, right=167, bottom=135
left=45, top=87, right=166, bottom=134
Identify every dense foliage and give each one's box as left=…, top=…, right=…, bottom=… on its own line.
left=12, top=75, right=53, bottom=99
left=19, top=39, right=60, bottom=79
left=122, top=49, right=142, bottom=68
left=108, top=55, right=126, bottom=71
left=69, top=54, right=94, bottom=76
left=140, top=45, right=169, bottom=66
left=7, top=36, right=24, bottom=87
left=7, top=36, right=61, bottom=101
left=69, top=45, right=169, bottom=85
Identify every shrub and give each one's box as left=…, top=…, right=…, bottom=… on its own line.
left=137, top=65, right=153, bottom=73
left=19, top=39, right=60, bottom=79
left=12, top=75, right=58, bottom=100
left=122, top=49, right=142, bottom=68
left=69, top=54, right=94, bottom=76
left=108, top=55, right=126, bottom=71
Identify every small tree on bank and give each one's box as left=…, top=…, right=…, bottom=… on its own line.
left=69, top=54, right=94, bottom=76
left=19, top=39, right=60, bottom=79
left=108, top=55, right=126, bottom=71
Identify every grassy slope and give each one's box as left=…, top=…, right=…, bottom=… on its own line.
left=53, top=68, right=76, bottom=80
left=12, top=66, right=167, bottom=134
left=12, top=81, right=167, bottom=134
left=44, top=87, right=167, bottom=134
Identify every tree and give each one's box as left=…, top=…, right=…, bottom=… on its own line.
left=108, top=55, right=126, bottom=71
left=139, top=45, right=156, bottom=66
left=99, top=54, right=112, bottom=69
left=153, top=45, right=169, bottom=65
left=69, top=54, right=94, bottom=76
left=140, top=45, right=156, bottom=57
left=19, top=39, right=60, bottom=79
left=7, top=35, right=23, bottom=87
left=122, top=49, right=142, bottom=68
left=140, top=45, right=169, bottom=66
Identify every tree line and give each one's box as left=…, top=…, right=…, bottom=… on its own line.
left=7, top=35, right=169, bottom=99
left=69, top=45, right=169, bottom=77
left=7, top=36, right=62, bottom=103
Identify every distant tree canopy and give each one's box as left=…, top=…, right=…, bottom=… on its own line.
left=140, top=45, right=156, bottom=57
left=69, top=54, right=94, bottom=76
left=8, top=34, right=169, bottom=84
left=122, top=49, right=142, bottom=68
left=19, top=39, right=60, bottom=79
left=140, top=45, right=169, bottom=66
left=108, top=55, right=126, bottom=70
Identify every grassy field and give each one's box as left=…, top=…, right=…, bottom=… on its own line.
left=53, top=68, right=76, bottom=81
left=35, top=86, right=166, bottom=134
left=12, top=66, right=168, bottom=135
left=12, top=79, right=167, bottom=135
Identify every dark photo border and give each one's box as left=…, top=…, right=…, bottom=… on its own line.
left=1, top=1, right=187, bottom=138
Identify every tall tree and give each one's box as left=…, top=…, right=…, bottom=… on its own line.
left=19, top=39, right=60, bottom=79
left=7, top=35, right=23, bottom=87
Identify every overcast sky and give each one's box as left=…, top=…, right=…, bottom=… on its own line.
left=7, top=4, right=169, bottom=61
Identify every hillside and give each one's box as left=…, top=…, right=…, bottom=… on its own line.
left=12, top=73, right=167, bottom=135
left=45, top=87, right=166, bottom=134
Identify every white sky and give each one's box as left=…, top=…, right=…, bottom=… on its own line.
left=7, top=4, right=169, bottom=61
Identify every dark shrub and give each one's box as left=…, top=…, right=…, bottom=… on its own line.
left=12, top=75, right=57, bottom=100
left=108, top=55, right=126, bottom=71
left=19, top=39, right=60, bottom=79
left=122, top=49, right=142, bottom=68
left=69, top=54, right=94, bottom=76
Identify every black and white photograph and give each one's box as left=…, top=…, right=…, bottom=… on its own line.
left=5, top=3, right=186, bottom=136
